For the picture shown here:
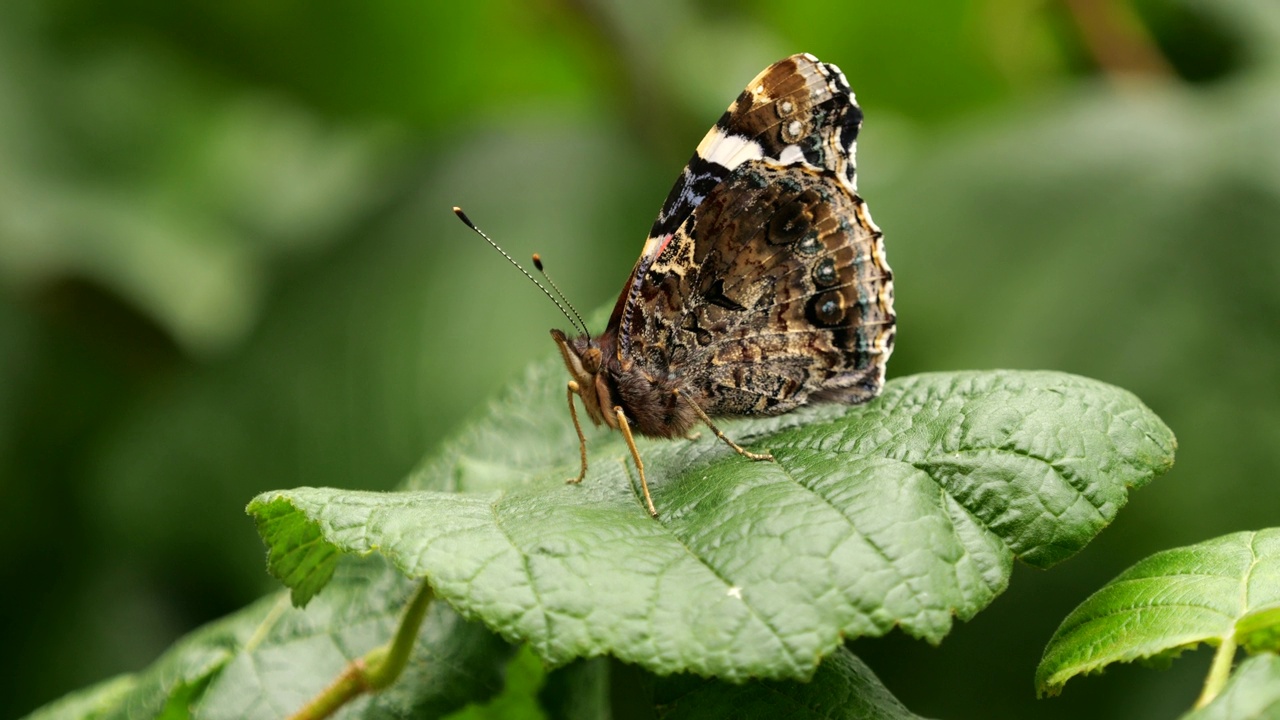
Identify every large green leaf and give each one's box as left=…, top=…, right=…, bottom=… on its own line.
left=20, top=557, right=512, bottom=720
left=250, top=366, right=1174, bottom=681
left=1037, top=529, right=1280, bottom=696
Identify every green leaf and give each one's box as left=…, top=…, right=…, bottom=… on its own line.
left=534, top=658, right=610, bottom=720
left=495, top=647, right=925, bottom=720
left=443, top=644, right=548, bottom=720
left=73, top=597, right=252, bottom=720
left=251, top=492, right=343, bottom=607
left=21, top=675, right=135, bottom=720
left=196, top=559, right=511, bottom=720
left=21, top=557, right=512, bottom=720
left=1239, top=606, right=1280, bottom=655
left=652, top=646, right=930, bottom=720
left=1037, top=529, right=1280, bottom=696
left=1181, top=654, right=1280, bottom=720
left=250, top=367, right=1174, bottom=681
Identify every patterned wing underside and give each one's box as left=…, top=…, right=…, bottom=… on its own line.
left=613, top=54, right=866, bottom=360
left=644, top=53, right=863, bottom=251
left=624, top=161, right=895, bottom=416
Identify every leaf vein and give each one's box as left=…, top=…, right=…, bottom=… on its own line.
left=660, top=523, right=801, bottom=672
left=771, top=454, right=921, bottom=616
left=487, top=499, right=552, bottom=655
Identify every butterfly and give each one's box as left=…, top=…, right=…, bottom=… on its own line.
left=459, top=53, right=895, bottom=518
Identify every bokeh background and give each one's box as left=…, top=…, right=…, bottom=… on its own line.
left=3, top=0, right=1277, bottom=717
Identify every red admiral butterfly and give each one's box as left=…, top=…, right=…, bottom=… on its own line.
left=458, top=53, right=894, bottom=518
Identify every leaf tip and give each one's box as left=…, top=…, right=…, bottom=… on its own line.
left=247, top=490, right=341, bottom=607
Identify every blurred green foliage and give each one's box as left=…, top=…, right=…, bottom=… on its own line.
left=2, top=0, right=1276, bottom=718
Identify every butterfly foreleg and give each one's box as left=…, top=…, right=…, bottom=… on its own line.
left=613, top=406, right=658, bottom=518
left=565, top=382, right=589, bottom=485
left=676, top=390, right=775, bottom=462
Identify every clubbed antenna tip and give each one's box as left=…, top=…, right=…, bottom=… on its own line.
left=452, top=207, right=476, bottom=230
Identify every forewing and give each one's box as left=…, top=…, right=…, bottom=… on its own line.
left=610, top=53, right=867, bottom=356
left=645, top=53, right=863, bottom=250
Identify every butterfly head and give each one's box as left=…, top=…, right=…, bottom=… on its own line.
left=551, top=329, right=619, bottom=429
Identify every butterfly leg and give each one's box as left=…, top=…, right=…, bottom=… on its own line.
left=678, top=390, right=775, bottom=462
left=565, top=382, right=589, bottom=484
left=613, top=406, right=658, bottom=518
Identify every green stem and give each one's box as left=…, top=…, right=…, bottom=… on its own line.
left=287, top=579, right=435, bottom=720
left=369, top=578, right=435, bottom=689
left=1195, top=634, right=1237, bottom=709
left=287, top=660, right=371, bottom=720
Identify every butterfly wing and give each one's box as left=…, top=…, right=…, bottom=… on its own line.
left=606, top=54, right=864, bottom=331
left=612, top=54, right=894, bottom=415
left=631, top=160, right=895, bottom=414
left=647, top=53, right=863, bottom=244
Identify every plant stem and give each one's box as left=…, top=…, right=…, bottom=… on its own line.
left=1195, top=635, right=1237, bottom=708
left=1061, top=0, right=1173, bottom=80
left=287, top=659, right=372, bottom=720
left=287, top=579, right=435, bottom=720
left=369, top=578, right=435, bottom=689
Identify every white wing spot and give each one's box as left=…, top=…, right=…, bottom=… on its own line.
left=696, top=126, right=765, bottom=169
left=727, top=586, right=743, bottom=599
left=777, top=144, right=805, bottom=165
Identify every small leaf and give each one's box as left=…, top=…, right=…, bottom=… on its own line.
left=1238, top=606, right=1280, bottom=655
left=1037, top=529, right=1280, bottom=696
left=443, top=644, right=548, bottom=720
left=1180, top=654, right=1280, bottom=720
left=194, top=558, right=511, bottom=720
left=250, top=368, right=1174, bottom=681
left=20, top=676, right=135, bottom=720
left=21, top=558, right=512, bottom=720
left=652, top=646, right=930, bottom=719
left=252, top=492, right=342, bottom=607
left=535, top=658, right=609, bottom=720
left=82, top=600, right=251, bottom=720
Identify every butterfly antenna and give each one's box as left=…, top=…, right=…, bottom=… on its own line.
left=531, top=253, right=590, bottom=338
left=452, top=207, right=588, bottom=337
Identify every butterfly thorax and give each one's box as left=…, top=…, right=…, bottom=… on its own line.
left=551, top=328, right=698, bottom=439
